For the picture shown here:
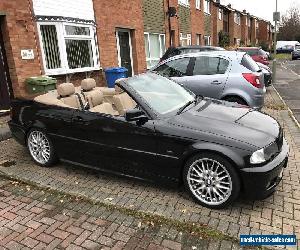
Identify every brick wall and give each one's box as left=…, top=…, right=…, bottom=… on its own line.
left=190, top=0, right=204, bottom=45
left=178, top=5, right=191, bottom=33
left=229, top=11, right=242, bottom=46
left=143, top=0, right=165, bottom=33
left=241, top=14, right=249, bottom=46
left=93, top=0, right=147, bottom=75
left=258, top=20, right=272, bottom=48
left=0, top=0, right=43, bottom=98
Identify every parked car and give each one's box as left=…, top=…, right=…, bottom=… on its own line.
left=292, top=44, right=300, bottom=60
left=276, top=41, right=300, bottom=54
left=237, top=47, right=269, bottom=65
left=257, top=62, right=272, bottom=87
left=276, top=45, right=295, bottom=54
left=151, top=51, right=265, bottom=109
left=9, top=73, right=288, bottom=209
left=160, top=45, right=225, bottom=62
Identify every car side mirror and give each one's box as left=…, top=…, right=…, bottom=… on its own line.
left=125, top=109, right=148, bottom=123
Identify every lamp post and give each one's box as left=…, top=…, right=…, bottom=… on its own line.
left=272, top=0, right=279, bottom=83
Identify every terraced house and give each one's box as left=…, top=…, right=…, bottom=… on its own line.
left=0, top=0, right=273, bottom=108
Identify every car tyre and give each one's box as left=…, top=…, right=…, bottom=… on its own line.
left=183, top=152, right=240, bottom=209
left=224, top=96, right=248, bottom=106
left=27, top=128, right=57, bottom=167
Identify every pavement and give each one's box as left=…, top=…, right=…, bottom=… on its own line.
left=273, top=59, right=300, bottom=123
left=0, top=175, right=243, bottom=250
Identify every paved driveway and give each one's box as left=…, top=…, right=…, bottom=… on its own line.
left=0, top=88, right=300, bottom=248
left=274, top=60, right=300, bottom=122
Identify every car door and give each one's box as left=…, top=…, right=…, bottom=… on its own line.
left=35, top=105, right=77, bottom=161
left=181, top=56, right=230, bottom=98
left=155, top=57, right=193, bottom=85
left=69, top=109, right=158, bottom=179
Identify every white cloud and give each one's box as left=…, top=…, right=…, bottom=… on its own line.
left=221, top=0, right=299, bottom=22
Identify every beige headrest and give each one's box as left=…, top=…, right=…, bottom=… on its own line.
left=81, top=78, right=96, bottom=91
left=57, top=83, right=75, bottom=97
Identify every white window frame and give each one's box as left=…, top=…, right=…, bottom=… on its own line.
left=196, top=0, right=201, bottom=10
left=204, top=0, right=210, bottom=14
left=180, top=33, right=192, bottom=46
left=178, top=0, right=189, bottom=7
left=204, top=35, right=211, bottom=46
left=218, top=8, right=222, bottom=20
left=144, top=33, right=166, bottom=69
left=234, top=12, right=241, bottom=25
left=37, top=22, right=100, bottom=76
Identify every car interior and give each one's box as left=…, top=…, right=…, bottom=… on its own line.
left=34, top=78, right=136, bottom=117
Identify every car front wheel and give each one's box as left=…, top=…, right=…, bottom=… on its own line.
left=27, top=129, right=57, bottom=167
left=183, top=153, right=240, bottom=209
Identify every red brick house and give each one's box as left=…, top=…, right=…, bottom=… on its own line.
left=0, top=0, right=273, bottom=110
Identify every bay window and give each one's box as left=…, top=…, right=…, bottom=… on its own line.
left=38, top=22, right=99, bottom=75
left=179, top=0, right=189, bottom=6
left=144, top=33, right=166, bottom=69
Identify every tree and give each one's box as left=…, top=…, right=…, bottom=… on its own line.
left=277, top=6, right=300, bottom=41
left=218, top=31, right=230, bottom=48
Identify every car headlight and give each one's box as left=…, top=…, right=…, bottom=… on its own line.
left=250, top=148, right=266, bottom=164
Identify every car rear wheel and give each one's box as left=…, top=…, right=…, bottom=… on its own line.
left=224, top=96, right=248, bottom=106
left=27, top=129, right=57, bottom=167
left=183, top=153, right=240, bottom=209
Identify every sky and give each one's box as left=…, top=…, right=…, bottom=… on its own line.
left=221, top=0, right=300, bottom=22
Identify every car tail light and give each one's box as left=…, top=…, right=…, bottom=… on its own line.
left=242, top=73, right=261, bottom=88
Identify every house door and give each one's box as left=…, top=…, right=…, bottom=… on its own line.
left=116, top=29, right=133, bottom=77
left=0, top=23, right=11, bottom=111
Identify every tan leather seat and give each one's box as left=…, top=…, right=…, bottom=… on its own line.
left=99, top=87, right=116, bottom=104
left=57, top=83, right=85, bottom=109
left=88, top=91, right=119, bottom=116
left=113, top=87, right=136, bottom=115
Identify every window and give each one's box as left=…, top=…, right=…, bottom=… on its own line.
left=204, top=35, right=211, bottom=45
left=196, top=0, right=201, bottom=9
left=234, top=12, right=241, bottom=25
left=180, top=33, right=191, bottom=46
left=155, top=57, right=191, bottom=78
left=193, top=56, right=229, bottom=75
left=196, top=34, right=201, bottom=45
left=218, top=8, right=222, bottom=20
left=38, top=23, right=99, bottom=75
left=144, top=33, right=166, bottom=69
left=248, top=17, right=251, bottom=27
left=204, top=0, right=210, bottom=14
left=179, top=0, right=189, bottom=6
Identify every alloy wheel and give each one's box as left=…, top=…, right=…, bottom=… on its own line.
left=27, top=131, right=51, bottom=165
left=187, top=158, right=233, bottom=206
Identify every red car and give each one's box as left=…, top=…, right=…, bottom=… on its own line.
left=237, top=47, right=269, bottom=65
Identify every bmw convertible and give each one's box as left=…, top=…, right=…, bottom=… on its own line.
left=8, top=73, right=289, bottom=208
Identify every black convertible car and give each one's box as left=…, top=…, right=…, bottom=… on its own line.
left=9, top=73, right=289, bottom=208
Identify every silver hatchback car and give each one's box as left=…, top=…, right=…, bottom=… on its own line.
left=151, top=51, right=266, bottom=109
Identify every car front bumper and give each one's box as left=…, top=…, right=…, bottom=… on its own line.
left=239, top=138, right=289, bottom=199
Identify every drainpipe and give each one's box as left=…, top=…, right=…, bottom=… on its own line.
left=167, top=0, right=172, bottom=47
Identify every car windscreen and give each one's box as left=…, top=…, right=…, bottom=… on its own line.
left=126, top=74, right=194, bottom=115
left=241, top=54, right=260, bottom=72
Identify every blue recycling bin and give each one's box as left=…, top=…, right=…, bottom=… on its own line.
left=104, top=67, right=128, bottom=88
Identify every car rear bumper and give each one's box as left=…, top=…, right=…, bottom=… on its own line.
left=8, top=120, right=26, bottom=145
left=239, top=138, right=289, bottom=199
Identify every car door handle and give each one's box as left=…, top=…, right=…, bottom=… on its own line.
left=211, top=80, right=222, bottom=85
left=73, top=116, right=89, bottom=125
